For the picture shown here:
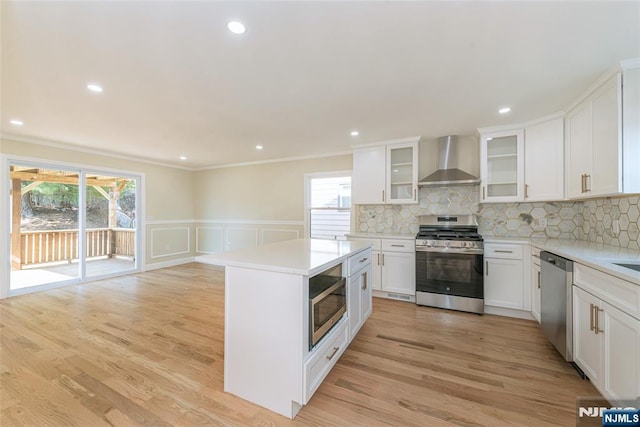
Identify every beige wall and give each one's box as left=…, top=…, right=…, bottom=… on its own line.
left=1, top=138, right=194, bottom=220
left=0, top=138, right=196, bottom=277
left=194, top=154, right=353, bottom=221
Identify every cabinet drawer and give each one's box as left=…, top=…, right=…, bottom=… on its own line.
left=531, top=246, right=541, bottom=266
left=574, top=263, right=640, bottom=320
left=485, top=243, right=523, bottom=260
left=348, top=237, right=381, bottom=251
left=381, top=239, right=414, bottom=253
left=303, top=319, right=348, bottom=403
left=348, top=248, right=372, bottom=276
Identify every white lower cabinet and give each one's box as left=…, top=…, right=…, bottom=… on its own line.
left=380, top=250, right=415, bottom=296
left=573, top=263, right=640, bottom=405
left=573, top=286, right=604, bottom=385
left=347, top=256, right=372, bottom=341
left=484, top=242, right=530, bottom=312
left=348, top=237, right=416, bottom=300
left=531, top=247, right=541, bottom=322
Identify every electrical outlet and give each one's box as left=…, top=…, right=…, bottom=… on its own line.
left=613, top=220, right=620, bottom=237
left=538, top=217, right=547, bottom=228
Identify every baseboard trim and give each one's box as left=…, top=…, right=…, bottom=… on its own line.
left=484, top=305, right=535, bottom=321
left=145, top=257, right=195, bottom=271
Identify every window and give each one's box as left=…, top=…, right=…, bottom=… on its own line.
left=306, top=173, right=352, bottom=240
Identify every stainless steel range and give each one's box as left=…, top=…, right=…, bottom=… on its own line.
left=415, top=215, right=484, bottom=314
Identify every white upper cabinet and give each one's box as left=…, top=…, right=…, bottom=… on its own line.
left=480, top=129, right=525, bottom=203
left=565, top=62, right=640, bottom=199
left=479, top=116, right=564, bottom=203
left=524, top=116, right=564, bottom=201
left=352, top=146, right=386, bottom=204
left=386, top=142, right=418, bottom=204
left=352, top=137, right=419, bottom=205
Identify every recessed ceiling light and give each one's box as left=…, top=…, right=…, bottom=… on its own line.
left=10, top=119, right=24, bottom=126
left=179, top=156, right=187, bottom=160
left=87, top=83, right=103, bottom=93
left=498, top=107, right=511, bottom=114
left=350, top=130, right=359, bottom=137
left=228, top=21, right=246, bottom=34
left=256, top=145, right=263, bottom=150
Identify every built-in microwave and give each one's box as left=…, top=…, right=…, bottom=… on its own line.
left=309, top=263, right=346, bottom=349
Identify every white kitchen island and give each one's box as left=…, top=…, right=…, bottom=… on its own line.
left=196, top=238, right=373, bottom=419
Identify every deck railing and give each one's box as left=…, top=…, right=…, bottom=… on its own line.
left=17, top=228, right=135, bottom=267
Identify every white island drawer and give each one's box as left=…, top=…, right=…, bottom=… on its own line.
left=303, top=319, right=349, bottom=403
left=348, top=248, right=372, bottom=276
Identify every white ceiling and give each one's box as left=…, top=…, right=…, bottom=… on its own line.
left=2, top=1, right=639, bottom=169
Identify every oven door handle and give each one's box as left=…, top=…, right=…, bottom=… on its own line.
left=310, top=278, right=346, bottom=305
left=415, top=247, right=484, bottom=255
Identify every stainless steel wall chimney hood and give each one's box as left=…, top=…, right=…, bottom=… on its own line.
left=418, top=136, right=480, bottom=186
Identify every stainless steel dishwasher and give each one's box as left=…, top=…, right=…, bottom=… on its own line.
left=540, top=251, right=574, bottom=362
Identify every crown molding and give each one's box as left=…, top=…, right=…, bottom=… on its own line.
left=195, top=150, right=352, bottom=171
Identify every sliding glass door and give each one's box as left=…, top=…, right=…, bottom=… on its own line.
left=85, top=172, right=137, bottom=278
left=8, top=161, right=140, bottom=294
left=9, top=164, right=81, bottom=290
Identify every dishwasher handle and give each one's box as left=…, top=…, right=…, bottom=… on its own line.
left=540, top=251, right=573, bottom=272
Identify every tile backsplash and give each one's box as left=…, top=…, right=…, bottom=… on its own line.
left=582, top=196, right=640, bottom=250
left=356, top=188, right=640, bottom=250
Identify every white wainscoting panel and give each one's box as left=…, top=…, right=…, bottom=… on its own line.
left=196, top=227, right=225, bottom=254
left=225, top=227, right=259, bottom=251
left=261, top=228, right=300, bottom=245
left=150, top=227, right=191, bottom=259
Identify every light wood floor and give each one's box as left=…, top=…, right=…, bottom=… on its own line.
left=0, top=263, right=599, bottom=426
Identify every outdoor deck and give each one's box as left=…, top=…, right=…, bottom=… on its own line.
left=10, top=257, right=136, bottom=290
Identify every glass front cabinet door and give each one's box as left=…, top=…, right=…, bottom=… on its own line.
left=480, top=130, right=525, bottom=202
left=386, top=142, right=418, bottom=204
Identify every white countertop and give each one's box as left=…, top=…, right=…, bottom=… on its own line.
left=346, top=232, right=415, bottom=240
left=195, top=238, right=371, bottom=276
left=486, top=236, right=640, bottom=285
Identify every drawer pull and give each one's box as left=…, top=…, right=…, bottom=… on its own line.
left=390, top=244, right=405, bottom=247
left=359, top=257, right=368, bottom=263
left=494, top=250, right=513, bottom=253
left=326, top=346, right=340, bottom=361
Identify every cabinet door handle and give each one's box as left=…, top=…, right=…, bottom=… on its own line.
left=326, top=346, right=340, bottom=360
left=482, top=186, right=486, bottom=200
left=537, top=271, right=541, bottom=289
left=359, top=257, right=368, bottom=263
left=525, top=184, right=529, bottom=199
left=581, top=174, right=585, bottom=193
left=414, top=188, right=417, bottom=201
left=485, top=261, right=488, bottom=276
left=589, top=303, right=595, bottom=332
left=585, top=174, right=591, bottom=192
left=594, top=307, right=603, bottom=334
left=382, top=190, right=385, bottom=201
left=362, top=271, right=367, bottom=290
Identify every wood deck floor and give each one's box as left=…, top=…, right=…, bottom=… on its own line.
left=0, top=263, right=599, bottom=426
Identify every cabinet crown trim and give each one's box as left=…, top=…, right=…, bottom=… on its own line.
left=351, top=136, right=421, bottom=150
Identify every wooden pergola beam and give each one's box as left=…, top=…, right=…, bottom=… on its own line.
left=10, top=171, right=119, bottom=187
left=21, top=181, right=44, bottom=195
